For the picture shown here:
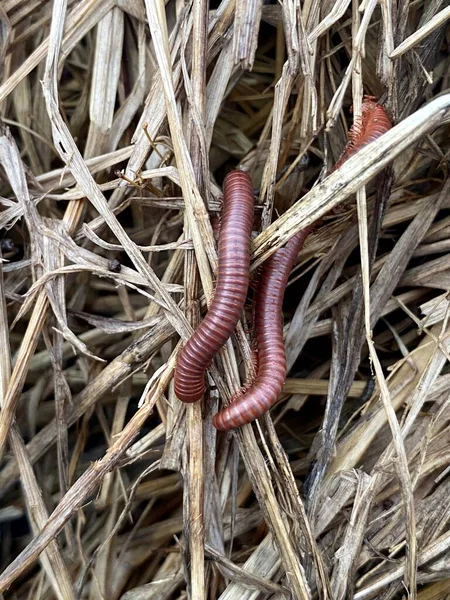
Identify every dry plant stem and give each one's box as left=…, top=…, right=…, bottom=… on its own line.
left=263, top=416, right=332, bottom=597
left=0, top=319, right=174, bottom=499
left=0, top=0, right=116, bottom=104
left=214, top=533, right=283, bottom=599
left=145, top=0, right=215, bottom=295
left=0, top=292, right=47, bottom=463
left=233, top=0, right=263, bottom=69
left=390, top=6, right=450, bottom=58
left=206, top=544, right=288, bottom=596
left=259, top=63, right=295, bottom=230
left=184, top=1, right=208, bottom=597
left=308, top=0, right=351, bottom=42
left=0, top=258, right=75, bottom=599
left=84, top=7, right=124, bottom=158
left=354, top=111, right=416, bottom=599
left=45, top=220, right=73, bottom=551
left=329, top=472, right=373, bottom=598
left=251, top=93, right=450, bottom=268
left=0, top=355, right=176, bottom=593
left=186, top=402, right=205, bottom=598
left=283, top=378, right=367, bottom=397
left=325, top=0, right=379, bottom=129
left=366, top=338, right=417, bottom=597
left=234, top=426, right=312, bottom=600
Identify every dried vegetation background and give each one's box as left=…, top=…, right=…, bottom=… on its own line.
left=1, top=0, right=450, bottom=599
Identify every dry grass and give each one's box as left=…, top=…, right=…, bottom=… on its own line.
left=1, top=1, right=450, bottom=599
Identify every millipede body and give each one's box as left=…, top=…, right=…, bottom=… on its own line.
left=213, top=98, right=392, bottom=430
left=212, top=226, right=314, bottom=431
left=333, top=97, right=392, bottom=169
left=174, top=170, right=254, bottom=403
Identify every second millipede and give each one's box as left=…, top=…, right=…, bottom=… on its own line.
left=212, top=226, right=314, bottom=431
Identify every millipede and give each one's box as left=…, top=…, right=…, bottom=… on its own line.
left=174, top=169, right=254, bottom=403
left=333, top=96, right=392, bottom=170
left=212, top=226, right=314, bottom=431
left=213, top=97, right=392, bottom=430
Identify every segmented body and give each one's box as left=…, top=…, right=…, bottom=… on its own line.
left=174, top=170, right=254, bottom=403
left=333, top=97, right=392, bottom=170
left=213, top=98, right=391, bottom=430
left=212, top=227, right=313, bottom=430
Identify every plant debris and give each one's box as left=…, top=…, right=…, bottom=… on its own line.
left=1, top=1, right=450, bottom=599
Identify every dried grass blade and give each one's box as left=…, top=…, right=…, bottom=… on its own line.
left=232, top=0, right=263, bottom=70
left=0, top=319, right=174, bottom=500
left=42, top=0, right=191, bottom=344
left=0, top=357, right=175, bottom=593
left=251, top=94, right=450, bottom=267
left=144, top=0, right=215, bottom=291
left=390, top=6, right=450, bottom=58
left=0, top=263, right=75, bottom=599
left=0, top=0, right=115, bottom=103
left=85, top=6, right=124, bottom=157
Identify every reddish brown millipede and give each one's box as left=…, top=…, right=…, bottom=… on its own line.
left=174, top=170, right=254, bottom=403
left=213, top=97, right=392, bottom=430
left=333, top=96, right=392, bottom=169
left=212, top=226, right=314, bottom=431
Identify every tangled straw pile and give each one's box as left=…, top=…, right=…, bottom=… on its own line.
left=1, top=1, right=450, bottom=598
